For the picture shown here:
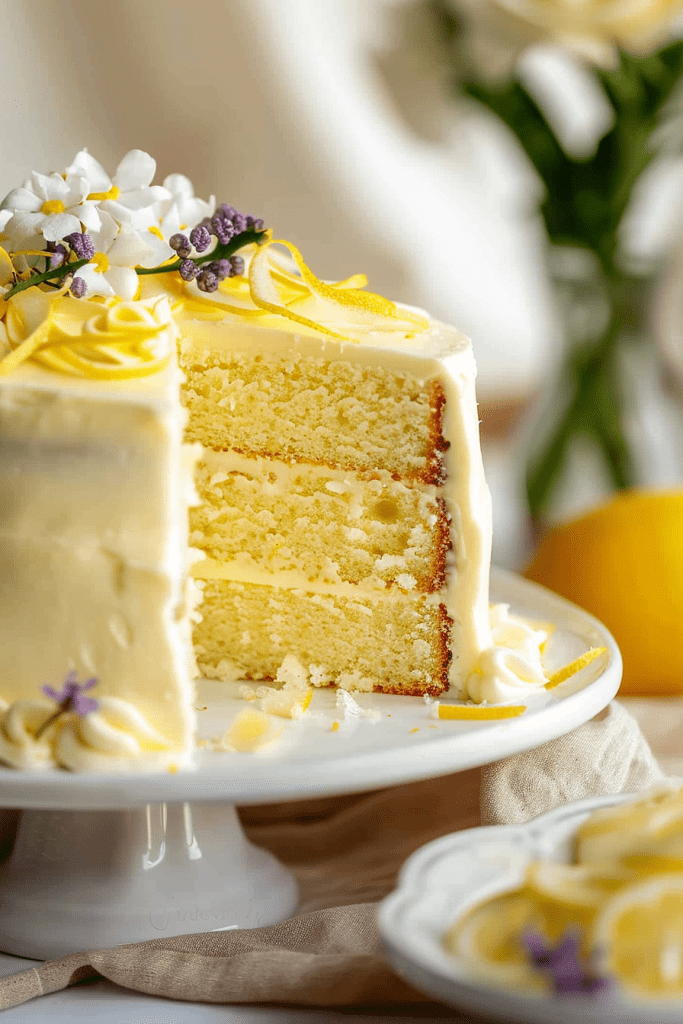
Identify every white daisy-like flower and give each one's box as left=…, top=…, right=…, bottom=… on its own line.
left=67, top=149, right=171, bottom=229
left=0, top=169, right=100, bottom=251
left=155, top=174, right=216, bottom=241
left=72, top=211, right=174, bottom=301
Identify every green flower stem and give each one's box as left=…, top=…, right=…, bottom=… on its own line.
left=135, top=228, right=265, bottom=276
left=526, top=305, right=635, bottom=519
left=3, top=257, right=91, bottom=302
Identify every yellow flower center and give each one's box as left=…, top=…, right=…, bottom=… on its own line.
left=148, top=226, right=164, bottom=240
left=92, top=252, right=110, bottom=274
left=87, top=185, right=121, bottom=202
left=41, top=200, right=65, bottom=215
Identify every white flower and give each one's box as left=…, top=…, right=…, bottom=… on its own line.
left=72, top=211, right=173, bottom=301
left=450, top=0, right=683, bottom=79
left=155, top=174, right=215, bottom=241
left=0, top=169, right=100, bottom=251
left=67, top=149, right=171, bottom=229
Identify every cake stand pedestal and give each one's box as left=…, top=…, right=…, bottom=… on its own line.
left=0, top=802, right=298, bottom=960
left=0, top=569, right=622, bottom=960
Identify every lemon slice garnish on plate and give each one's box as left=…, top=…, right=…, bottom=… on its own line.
left=445, top=890, right=547, bottom=991
left=575, top=786, right=683, bottom=865
left=591, top=875, right=683, bottom=996
left=524, top=861, right=636, bottom=911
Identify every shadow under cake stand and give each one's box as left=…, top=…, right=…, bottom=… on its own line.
left=0, top=569, right=622, bottom=960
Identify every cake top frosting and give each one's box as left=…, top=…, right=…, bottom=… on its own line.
left=0, top=149, right=429, bottom=379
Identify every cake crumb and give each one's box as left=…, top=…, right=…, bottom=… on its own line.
left=201, top=709, right=284, bottom=753
left=410, top=727, right=419, bottom=734
left=275, top=654, right=309, bottom=688
left=238, top=685, right=258, bottom=702
left=331, top=721, right=340, bottom=732
left=336, top=689, right=381, bottom=723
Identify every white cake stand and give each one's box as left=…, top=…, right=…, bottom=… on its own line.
left=0, top=569, right=622, bottom=960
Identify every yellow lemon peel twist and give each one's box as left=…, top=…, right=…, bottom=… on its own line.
left=0, top=287, right=174, bottom=380
left=438, top=704, right=526, bottom=720
left=545, top=647, right=607, bottom=690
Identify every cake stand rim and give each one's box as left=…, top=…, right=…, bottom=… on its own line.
left=0, top=567, right=622, bottom=810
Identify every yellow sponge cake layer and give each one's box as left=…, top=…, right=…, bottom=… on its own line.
left=191, top=451, right=448, bottom=591
left=181, top=324, right=446, bottom=482
left=193, top=577, right=450, bottom=696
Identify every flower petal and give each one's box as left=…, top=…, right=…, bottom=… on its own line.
left=107, top=228, right=155, bottom=268
left=162, top=173, right=194, bottom=198
left=63, top=172, right=90, bottom=206
left=118, top=186, right=171, bottom=211
left=90, top=210, right=119, bottom=253
left=3, top=213, right=44, bottom=250
left=68, top=150, right=111, bottom=194
left=139, top=230, right=174, bottom=267
left=42, top=212, right=83, bottom=243
left=74, top=263, right=115, bottom=298
left=75, top=202, right=102, bottom=233
left=30, top=171, right=68, bottom=203
left=114, top=149, right=156, bottom=191
left=0, top=187, right=42, bottom=214
left=104, top=265, right=139, bottom=300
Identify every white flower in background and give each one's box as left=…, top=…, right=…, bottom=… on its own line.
left=67, top=149, right=171, bottom=229
left=71, top=211, right=173, bottom=301
left=0, top=168, right=100, bottom=251
left=451, top=0, right=683, bottom=79
left=155, top=174, right=215, bottom=241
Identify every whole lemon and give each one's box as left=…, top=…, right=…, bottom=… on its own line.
left=525, top=490, right=683, bottom=696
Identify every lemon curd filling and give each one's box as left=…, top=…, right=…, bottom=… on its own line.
left=446, top=783, right=683, bottom=998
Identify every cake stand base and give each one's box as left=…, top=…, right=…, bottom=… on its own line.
left=0, top=803, right=298, bottom=960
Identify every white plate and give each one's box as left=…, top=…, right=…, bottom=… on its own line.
left=0, top=568, right=621, bottom=809
left=378, top=793, right=683, bottom=1024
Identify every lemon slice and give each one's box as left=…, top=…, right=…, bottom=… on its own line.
left=445, top=890, right=547, bottom=991
left=525, top=861, right=635, bottom=911
left=591, top=875, right=683, bottom=995
left=576, top=786, right=683, bottom=865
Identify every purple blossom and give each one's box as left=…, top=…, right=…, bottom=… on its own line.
left=46, top=241, right=68, bottom=269
left=169, top=233, right=191, bottom=258
left=42, top=671, right=99, bottom=716
left=69, top=277, right=87, bottom=298
left=523, top=929, right=611, bottom=996
left=207, top=259, right=232, bottom=281
left=189, top=225, right=212, bottom=253
left=246, top=216, right=264, bottom=232
left=196, top=268, right=219, bottom=293
left=207, top=256, right=244, bottom=280
left=178, top=258, right=198, bottom=282
left=63, top=232, right=95, bottom=261
left=210, top=207, right=236, bottom=245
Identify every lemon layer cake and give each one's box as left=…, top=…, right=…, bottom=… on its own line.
left=0, top=148, right=494, bottom=771
left=179, top=311, right=492, bottom=696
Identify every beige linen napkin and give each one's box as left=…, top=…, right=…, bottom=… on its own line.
left=0, top=701, right=663, bottom=1013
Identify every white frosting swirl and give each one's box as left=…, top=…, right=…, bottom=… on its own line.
left=0, top=696, right=187, bottom=772
left=467, top=604, right=550, bottom=703
left=0, top=700, right=58, bottom=770
left=55, top=697, right=181, bottom=772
